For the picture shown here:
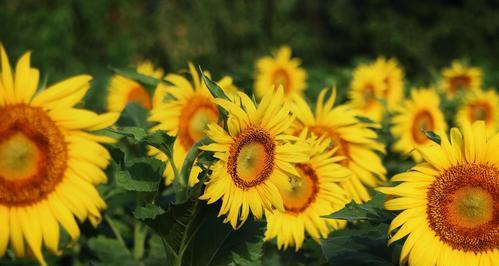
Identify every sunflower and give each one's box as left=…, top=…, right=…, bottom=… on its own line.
left=373, top=57, right=404, bottom=110
left=391, top=88, right=448, bottom=161
left=106, top=60, right=164, bottom=112
left=148, top=63, right=239, bottom=186
left=200, top=87, right=309, bottom=228
left=0, top=46, right=118, bottom=265
left=441, top=61, right=482, bottom=98
left=456, top=89, right=499, bottom=136
left=378, top=121, right=498, bottom=266
left=291, top=88, right=386, bottom=203
left=254, top=46, right=307, bottom=100
left=264, top=132, right=351, bottom=250
left=348, top=62, right=386, bottom=122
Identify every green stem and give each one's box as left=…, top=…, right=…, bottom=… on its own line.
left=174, top=200, right=200, bottom=266
left=104, top=215, right=126, bottom=247
left=133, top=222, right=147, bottom=260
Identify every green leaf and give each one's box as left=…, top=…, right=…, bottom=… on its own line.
left=323, top=192, right=395, bottom=223
left=115, top=158, right=164, bottom=192
left=134, top=204, right=166, bottom=220
left=110, top=66, right=160, bottom=88
left=321, top=223, right=399, bottom=266
left=423, top=130, right=441, bottom=144
left=199, top=66, right=229, bottom=100
left=119, top=103, right=151, bottom=128
left=87, top=236, right=142, bottom=266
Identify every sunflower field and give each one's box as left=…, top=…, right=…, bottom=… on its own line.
left=0, top=1, right=498, bottom=266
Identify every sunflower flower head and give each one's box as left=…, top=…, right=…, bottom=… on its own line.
left=200, top=87, right=310, bottom=229
left=106, top=60, right=164, bottom=112
left=291, top=88, right=386, bottom=204
left=148, top=63, right=239, bottom=186
left=348, top=62, right=386, bottom=122
left=264, top=130, right=351, bottom=250
left=254, top=46, right=307, bottom=100
left=456, top=88, right=499, bottom=136
left=391, top=88, right=448, bottom=161
left=373, top=57, right=404, bottom=109
left=441, top=61, right=482, bottom=98
left=0, top=45, right=119, bottom=265
left=379, top=121, right=498, bottom=266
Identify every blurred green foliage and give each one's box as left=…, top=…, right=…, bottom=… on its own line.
left=3, top=0, right=499, bottom=94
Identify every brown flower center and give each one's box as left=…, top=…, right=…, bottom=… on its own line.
left=427, top=163, right=498, bottom=252
left=271, top=68, right=291, bottom=93
left=411, top=110, right=435, bottom=144
left=0, top=104, right=67, bottom=206
left=281, top=163, right=319, bottom=214
left=178, top=96, right=218, bottom=150
left=449, top=75, right=471, bottom=94
left=227, top=127, right=275, bottom=189
left=468, top=101, right=492, bottom=123
left=127, top=86, right=152, bottom=110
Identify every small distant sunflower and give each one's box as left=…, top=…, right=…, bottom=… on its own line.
left=148, top=63, right=238, bottom=186
left=391, top=88, right=447, bottom=161
left=264, top=132, right=351, bottom=250
left=201, top=87, right=309, bottom=228
left=456, top=89, right=499, bottom=136
left=348, top=63, right=386, bottom=122
left=373, top=57, right=404, bottom=109
left=441, top=61, right=482, bottom=98
left=292, top=88, right=386, bottom=203
left=0, top=46, right=118, bottom=265
left=378, top=121, right=499, bottom=266
left=254, top=46, right=307, bottom=100
left=107, top=61, right=164, bottom=112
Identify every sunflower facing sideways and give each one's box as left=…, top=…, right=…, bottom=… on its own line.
left=0, top=46, right=119, bottom=265
left=264, top=131, right=351, bottom=250
left=106, top=60, right=164, bottom=112
left=291, top=88, right=386, bottom=203
left=373, top=57, right=404, bottom=110
left=456, top=89, right=499, bottom=136
left=254, top=46, right=307, bottom=100
left=378, top=121, right=498, bottom=266
left=148, top=63, right=239, bottom=186
left=441, top=61, right=482, bottom=98
left=391, top=88, right=447, bottom=161
left=201, top=87, right=310, bottom=228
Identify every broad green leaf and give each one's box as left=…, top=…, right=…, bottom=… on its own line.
left=323, top=192, right=395, bottom=223
left=119, top=103, right=151, bottom=128
left=87, top=236, right=142, bottom=266
left=134, top=204, right=166, bottom=220
left=115, top=158, right=164, bottom=192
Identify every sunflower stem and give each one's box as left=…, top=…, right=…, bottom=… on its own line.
left=133, top=222, right=147, bottom=260
left=104, top=215, right=126, bottom=248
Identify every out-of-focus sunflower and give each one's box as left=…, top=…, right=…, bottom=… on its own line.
left=106, top=61, right=164, bottom=112
left=264, top=132, right=351, bottom=250
left=373, top=57, right=404, bottom=109
left=441, top=61, right=482, bottom=98
left=292, top=88, right=386, bottom=203
left=254, top=46, right=307, bottom=100
left=378, top=121, right=498, bottom=266
left=0, top=46, right=119, bottom=265
left=456, top=89, right=499, bottom=136
left=348, top=63, right=386, bottom=122
left=391, top=88, right=447, bottom=161
left=201, top=87, right=309, bottom=228
left=148, top=63, right=239, bottom=186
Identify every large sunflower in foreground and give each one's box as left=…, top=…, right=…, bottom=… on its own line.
left=373, top=57, right=404, bottom=110
left=441, top=61, right=482, bottom=98
left=254, top=46, right=307, bottom=100
left=201, top=87, right=309, bottom=228
left=0, top=46, right=118, bottom=265
left=148, top=63, right=238, bottom=186
left=264, top=132, right=351, bottom=250
left=292, top=88, right=386, bottom=203
left=348, top=62, right=386, bottom=122
left=378, top=121, right=498, bottom=266
left=456, top=89, right=499, bottom=136
left=391, top=88, right=447, bottom=161
left=106, top=60, right=164, bottom=112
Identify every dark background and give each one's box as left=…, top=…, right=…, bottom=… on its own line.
left=2, top=0, right=499, bottom=102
